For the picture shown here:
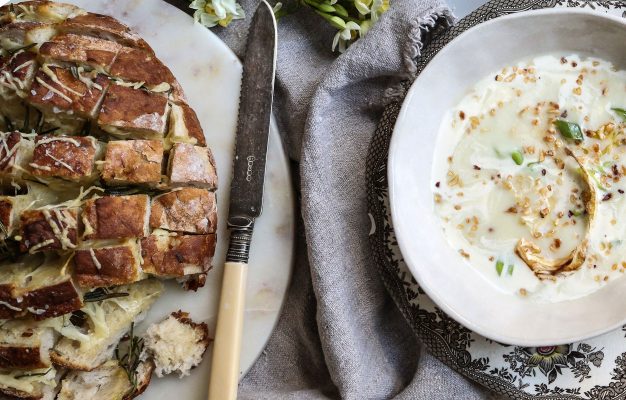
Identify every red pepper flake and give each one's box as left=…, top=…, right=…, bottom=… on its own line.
left=619, top=189, right=624, bottom=194
left=560, top=57, right=567, bottom=64
left=459, top=111, right=466, bottom=120
left=560, top=110, right=568, bottom=118
left=473, top=165, right=481, bottom=170
left=613, top=164, right=619, bottom=177
left=435, top=181, right=440, bottom=188
left=602, top=193, right=613, bottom=201
left=541, top=169, right=547, bottom=176
left=571, top=61, right=578, bottom=67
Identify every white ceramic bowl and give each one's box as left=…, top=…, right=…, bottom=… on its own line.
left=388, top=9, right=626, bottom=346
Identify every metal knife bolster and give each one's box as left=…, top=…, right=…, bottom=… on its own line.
left=226, top=216, right=255, bottom=263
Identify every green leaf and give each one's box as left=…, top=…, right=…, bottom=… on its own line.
left=305, top=0, right=336, bottom=13
left=314, top=10, right=346, bottom=29
left=333, top=3, right=348, bottom=17
left=507, top=264, right=514, bottom=276
left=496, top=260, right=504, bottom=276
left=554, top=120, right=584, bottom=141
left=511, top=150, right=524, bottom=166
left=612, top=108, right=626, bottom=121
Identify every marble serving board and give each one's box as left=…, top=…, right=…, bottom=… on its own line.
left=4, top=0, right=296, bottom=398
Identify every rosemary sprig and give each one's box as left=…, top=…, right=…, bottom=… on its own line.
left=116, top=322, right=144, bottom=395
left=83, top=287, right=129, bottom=303
left=103, top=186, right=163, bottom=197
left=8, top=43, right=36, bottom=55
left=14, top=368, right=52, bottom=379
left=38, top=127, right=59, bottom=135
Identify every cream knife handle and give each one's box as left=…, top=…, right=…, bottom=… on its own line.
left=208, top=261, right=248, bottom=400
left=208, top=218, right=254, bottom=400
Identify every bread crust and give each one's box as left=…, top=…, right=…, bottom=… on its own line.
left=150, top=188, right=217, bottom=234
left=0, top=346, right=47, bottom=369
left=97, top=84, right=169, bottom=138
left=30, top=136, right=98, bottom=180
left=167, top=144, right=217, bottom=189
left=167, top=102, right=206, bottom=147
left=0, top=132, right=23, bottom=174
left=19, top=208, right=78, bottom=253
left=0, top=386, right=45, bottom=400
left=59, top=12, right=150, bottom=50
left=21, top=278, right=82, bottom=320
left=28, top=65, right=110, bottom=119
left=0, top=50, right=38, bottom=98
left=39, top=33, right=121, bottom=71
left=140, top=234, right=215, bottom=278
left=73, top=242, right=142, bottom=287
left=101, top=140, right=163, bottom=185
left=109, top=47, right=182, bottom=97
left=82, top=195, right=149, bottom=240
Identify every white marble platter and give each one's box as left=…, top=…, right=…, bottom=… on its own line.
left=3, top=0, right=296, bottom=398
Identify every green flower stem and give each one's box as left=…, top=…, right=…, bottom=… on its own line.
left=315, top=10, right=346, bottom=29
left=304, top=0, right=336, bottom=13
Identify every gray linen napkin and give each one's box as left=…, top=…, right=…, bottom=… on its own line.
left=215, top=1, right=498, bottom=399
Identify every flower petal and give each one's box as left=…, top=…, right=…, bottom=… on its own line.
left=332, top=31, right=340, bottom=52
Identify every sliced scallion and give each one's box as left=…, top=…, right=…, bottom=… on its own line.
left=511, top=151, right=524, bottom=166
left=612, top=108, right=626, bottom=121
left=496, top=260, right=504, bottom=276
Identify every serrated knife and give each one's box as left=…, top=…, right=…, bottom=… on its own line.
left=207, top=2, right=277, bottom=400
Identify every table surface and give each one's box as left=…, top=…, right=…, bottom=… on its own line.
left=448, top=0, right=487, bottom=18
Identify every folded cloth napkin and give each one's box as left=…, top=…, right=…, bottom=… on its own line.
left=216, top=1, right=498, bottom=398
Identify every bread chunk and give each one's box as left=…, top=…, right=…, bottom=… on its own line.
left=28, top=65, right=110, bottom=120
left=39, top=33, right=121, bottom=72
left=17, top=260, right=82, bottom=320
left=51, top=279, right=162, bottom=371
left=141, top=233, right=215, bottom=278
left=73, top=239, right=144, bottom=288
left=167, top=143, right=217, bottom=189
left=150, top=188, right=217, bottom=234
left=57, top=360, right=154, bottom=400
left=0, top=132, right=35, bottom=183
left=30, top=136, right=98, bottom=181
left=19, top=208, right=78, bottom=253
left=144, top=310, right=209, bottom=377
left=109, top=46, right=182, bottom=97
left=0, top=318, right=57, bottom=369
left=101, top=140, right=163, bottom=185
left=166, top=102, right=206, bottom=147
left=0, top=1, right=86, bottom=23
left=82, top=194, right=149, bottom=240
left=0, top=367, right=59, bottom=400
left=0, top=50, right=38, bottom=99
left=58, top=13, right=150, bottom=50
left=97, top=84, right=169, bottom=139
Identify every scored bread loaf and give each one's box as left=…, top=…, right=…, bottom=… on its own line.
left=0, top=0, right=218, bottom=320
left=0, top=1, right=219, bottom=396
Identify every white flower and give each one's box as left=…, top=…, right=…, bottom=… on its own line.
left=354, top=0, right=372, bottom=15
left=190, top=0, right=245, bottom=28
left=331, top=21, right=360, bottom=53
left=370, top=0, right=389, bottom=22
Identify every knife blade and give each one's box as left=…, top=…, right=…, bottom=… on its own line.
left=208, top=2, right=277, bottom=400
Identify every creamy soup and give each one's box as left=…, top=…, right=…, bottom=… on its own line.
left=432, top=55, right=626, bottom=302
